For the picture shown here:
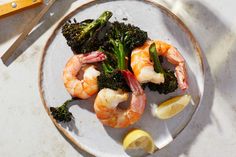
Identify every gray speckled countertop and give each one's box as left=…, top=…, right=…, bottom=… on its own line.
left=0, top=0, right=236, bottom=157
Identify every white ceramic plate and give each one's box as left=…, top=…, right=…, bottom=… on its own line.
left=39, top=0, right=204, bottom=156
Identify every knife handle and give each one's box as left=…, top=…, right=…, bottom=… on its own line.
left=1, top=0, right=56, bottom=65
left=0, top=0, right=43, bottom=17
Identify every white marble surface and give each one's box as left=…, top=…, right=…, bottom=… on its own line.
left=0, top=0, right=235, bottom=157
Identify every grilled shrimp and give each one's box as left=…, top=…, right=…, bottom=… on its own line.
left=94, top=70, right=146, bottom=128
left=131, top=40, right=188, bottom=90
left=63, top=51, right=106, bottom=99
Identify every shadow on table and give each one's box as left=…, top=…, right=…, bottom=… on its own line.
left=56, top=127, right=95, bottom=157
left=215, top=42, right=236, bottom=106
left=149, top=1, right=235, bottom=157
left=0, top=0, right=76, bottom=66
left=53, top=99, right=95, bottom=157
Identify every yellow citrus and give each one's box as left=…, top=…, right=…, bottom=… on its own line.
left=123, top=129, right=155, bottom=154
left=152, top=94, right=191, bottom=119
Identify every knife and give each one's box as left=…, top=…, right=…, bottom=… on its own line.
left=0, top=0, right=43, bottom=17
left=1, top=0, right=56, bottom=65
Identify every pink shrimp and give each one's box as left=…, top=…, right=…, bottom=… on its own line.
left=63, top=51, right=106, bottom=99
left=131, top=40, right=188, bottom=90
left=94, top=70, right=146, bottom=128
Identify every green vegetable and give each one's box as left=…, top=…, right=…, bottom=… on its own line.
left=146, top=43, right=178, bottom=94
left=149, top=43, right=164, bottom=73
left=103, top=21, right=148, bottom=69
left=62, top=11, right=112, bottom=53
left=62, top=11, right=147, bottom=91
left=145, top=70, right=178, bottom=94
left=98, top=70, right=130, bottom=91
left=98, top=21, right=148, bottom=91
left=50, top=99, right=74, bottom=122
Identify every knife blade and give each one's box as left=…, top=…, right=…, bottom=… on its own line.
left=1, top=0, right=56, bottom=65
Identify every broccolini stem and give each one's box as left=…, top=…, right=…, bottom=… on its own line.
left=77, top=11, right=112, bottom=41
left=149, top=43, right=164, bottom=73
left=102, top=62, right=114, bottom=74
left=63, top=99, right=74, bottom=107
left=110, top=39, right=126, bottom=70
left=98, top=11, right=113, bottom=24
left=117, top=41, right=126, bottom=70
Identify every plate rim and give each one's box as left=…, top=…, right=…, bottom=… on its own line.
left=38, top=0, right=205, bottom=156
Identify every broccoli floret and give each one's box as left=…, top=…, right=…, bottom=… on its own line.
left=102, top=21, right=148, bottom=69
left=97, top=21, right=147, bottom=90
left=62, top=11, right=112, bottom=53
left=50, top=100, right=73, bottom=122
left=145, top=70, right=178, bottom=94
left=103, top=21, right=148, bottom=53
left=98, top=70, right=130, bottom=91
left=147, top=42, right=178, bottom=94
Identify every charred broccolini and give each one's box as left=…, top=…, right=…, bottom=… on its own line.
left=50, top=100, right=74, bottom=122
left=62, top=11, right=112, bottom=53
left=97, top=21, right=148, bottom=91
left=146, top=43, right=178, bottom=94
left=102, top=21, right=148, bottom=70
left=98, top=70, right=130, bottom=91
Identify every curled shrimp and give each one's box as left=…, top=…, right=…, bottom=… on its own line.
left=63, top=51, right=106, bottom=99
left=131, top=40, right=188, bottom=90
left=94, top=70, right=146, bottom=128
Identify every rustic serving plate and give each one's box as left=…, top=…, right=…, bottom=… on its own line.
left=39, top=0, right=204, bottom=156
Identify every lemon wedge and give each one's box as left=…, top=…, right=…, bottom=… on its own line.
left=123, top=129, right=155, bottom=154
left=151, top=94, right=191, bottom=119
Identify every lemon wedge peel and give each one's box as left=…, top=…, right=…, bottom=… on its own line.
left=123, top=129, right=156, bottom=154
left=152, top=94, right=191, bottom=119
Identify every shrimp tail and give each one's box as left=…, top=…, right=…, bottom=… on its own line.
left=175, top=63, right=188, bottom=90
left=121, top=70, right=143, bottom=95
left=82, top=50, right=106, bottom=63
left=166, top=47, right=188, bottom=90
